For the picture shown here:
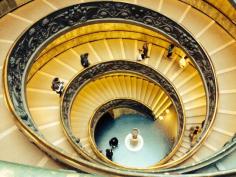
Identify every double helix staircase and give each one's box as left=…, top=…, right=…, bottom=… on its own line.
left=26, top=36, right=206, bottom=166
left=70, top=73, right=175, bottom=158
left=0, top=0, right=236, bottom=176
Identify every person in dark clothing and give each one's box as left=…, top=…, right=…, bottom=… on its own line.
left=167, top=44, right=175, bottom=58
left=51, top=77, right=64, bottom=96
left=193, top=126, right=200, bottom=135
left=201, top=120, right=205, bottom=128
left=109, top=137, right=118, bottom=149
left=80, top=53, right=90, bottom=68
left=189, top=126, right=201, bottom=147
left=141, top=43, right=149, bottom=59
left=105, top=148, right=113, bottom=160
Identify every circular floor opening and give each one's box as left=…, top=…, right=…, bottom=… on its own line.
left=94, top=108, right=175, bottom=168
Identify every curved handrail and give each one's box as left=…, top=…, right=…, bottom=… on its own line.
left=179, top=0, right=236, bottom=39
left=3, top=1, right=218, bottom=175
left=157, top=134, right=236, bottom=173
left=27, top=28, right=172, bottom=81
left=88, top=98, right=177, bottom=167
left=60, top=61, right=185, bottom=170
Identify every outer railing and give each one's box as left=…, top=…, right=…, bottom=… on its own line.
left=90, top=99, right=154, bottom=129
left=3, top=1, right=218, bottom=175
left=158, top=133, right=236, bottom=174
left=88, top=98, right=177, bottom=167
left=179, top=0, right=236, bottom=39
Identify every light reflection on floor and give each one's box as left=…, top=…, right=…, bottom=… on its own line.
left=95, top=114, right=172, bottom=168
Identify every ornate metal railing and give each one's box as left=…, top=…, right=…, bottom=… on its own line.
left=158, top=133, right=236, bottom=174
left=90, top=99, right=154, bottom=129
left=229, top=0, right=236, bottom=8
left=27, top=29, right=172, bottom=80
left=61, top=60, right=185, bottom=168
left=4, top=1, right=218, bottom=175
left=179, top=0, right=236, bottom=39
left=88, top=98, right=177, bottom=167
left=61, top=60, right=184, bottom=132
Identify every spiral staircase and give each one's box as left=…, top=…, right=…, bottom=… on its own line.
left=0, top=0, right=236, bottom=176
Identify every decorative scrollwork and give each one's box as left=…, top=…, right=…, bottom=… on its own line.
left=5, top=1, right=217, bottom=173
left=61, top=60, right=185, bottom=154
left=90, top=99, right=154, bottom=129
left=6, top=2, right=216, bottom=134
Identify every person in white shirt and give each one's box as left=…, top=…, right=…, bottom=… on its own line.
left=137, top=49, right=143, bottom=61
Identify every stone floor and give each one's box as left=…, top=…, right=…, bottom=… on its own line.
left=95, top=114, right=172, bottom=168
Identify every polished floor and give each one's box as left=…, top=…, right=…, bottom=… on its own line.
left=95, top=114, right=172, bottom=168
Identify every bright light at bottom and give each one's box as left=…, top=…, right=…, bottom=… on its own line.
left=165, top=109, right=170, bottom=114
left=159, top=116, right=164, bottom=120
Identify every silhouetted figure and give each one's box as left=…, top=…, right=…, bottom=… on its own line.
left=109, top=137, right=118, bottom=149
left=75, top=137, right=80, bottom=144
left=193, top=126, right=200, bottom=135
left=189, top=126, right=201, bottom=146
left=80, top=53, right=90, bottom=68
left=167, top=44, right=175, bottom=58
left=201, top=120, right=205, bottom=128
left=141, top=43, right=149, bottom=59
left=51, top=77, right=64, bottom=96
left=105, top=148, right=113, bottom=160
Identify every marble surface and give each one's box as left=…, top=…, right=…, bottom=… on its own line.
left=0, top=160, right=97, bottom=177
left=95, top=114, right=172, bottom=168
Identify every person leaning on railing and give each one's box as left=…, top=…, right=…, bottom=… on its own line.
left=167, top=44, right=175, bottom=59
left=51, top=77, right=64, bottom=96
left=80, top=53, right=90, bottom=68
left=189, top=126, right=202, bottom=146
left=137, top=43, right=150, bottom=61
left=142, top=42, right=150, bottom=59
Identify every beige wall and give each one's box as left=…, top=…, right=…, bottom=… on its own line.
left=156, top=105, right=178, bottom=142
left=0, top=0, right=31, bottom=17
left=0, top=0, right=16, bottom=16
left=15, top=0, right=31, bottom=6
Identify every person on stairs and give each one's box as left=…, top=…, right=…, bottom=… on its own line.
left=51, top=77, right=64, bottom=96
left=167, top=44, right=175, bottom=58
left=141, top=42, right=150, bottom=59
left=189, top=126, right=201, bottom=146
left=80, top=53, right=90, bottom=68
left=137, top=43, right=150, bottom=61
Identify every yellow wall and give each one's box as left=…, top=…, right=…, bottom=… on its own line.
left=156, top=105, right=178, bottom=142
